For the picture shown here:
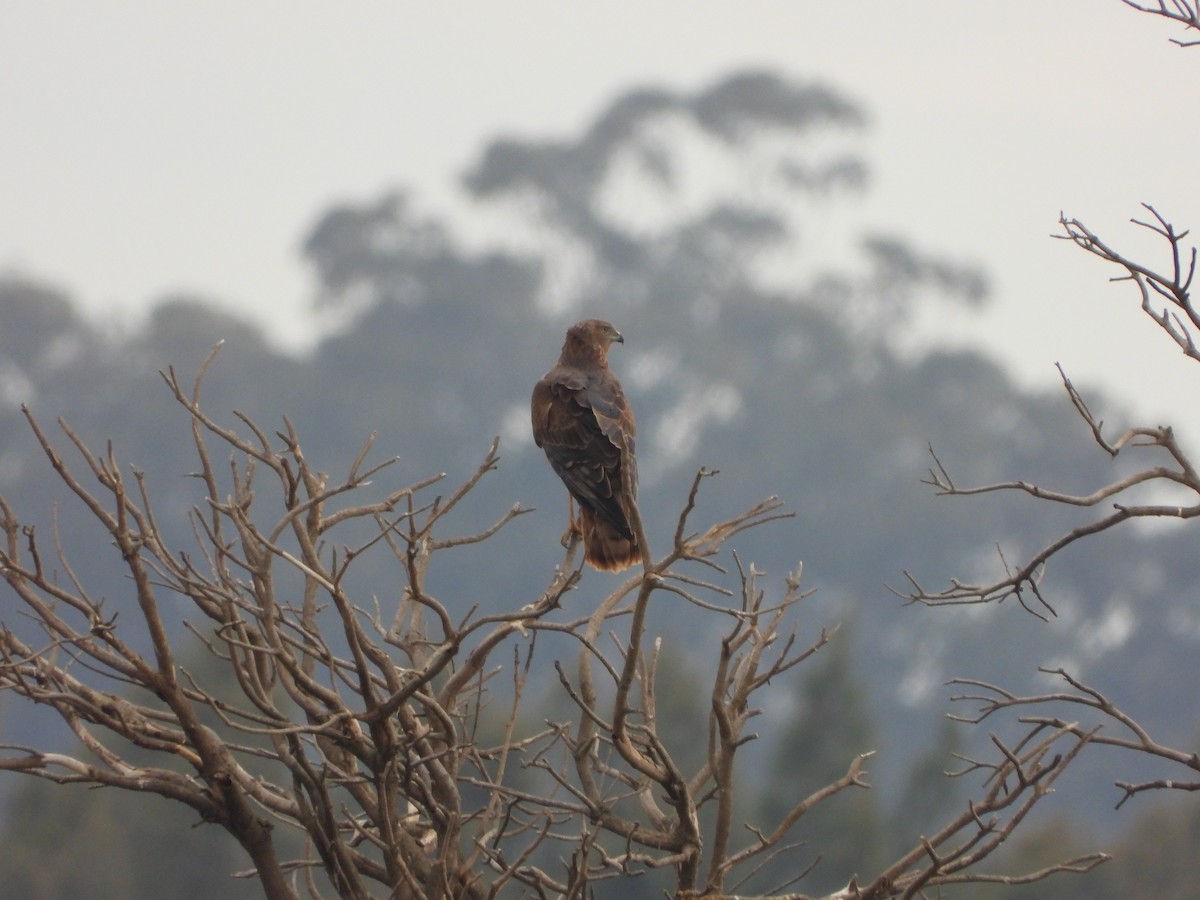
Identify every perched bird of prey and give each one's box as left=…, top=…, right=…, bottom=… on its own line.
left=531, top=319, right=640, bottom=572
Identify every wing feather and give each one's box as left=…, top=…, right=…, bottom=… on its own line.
left=532, top=368, right=634, bottom=538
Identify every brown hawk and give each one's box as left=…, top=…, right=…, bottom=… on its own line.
left=531, top=319, right=640, bottom=571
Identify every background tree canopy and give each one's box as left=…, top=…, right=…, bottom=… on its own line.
left=2, top=70, right=1197, bottom=897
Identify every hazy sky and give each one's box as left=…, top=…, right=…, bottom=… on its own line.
left=4, top=2, right=1200, bottom=436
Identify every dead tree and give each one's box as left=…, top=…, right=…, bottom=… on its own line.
left=0, top=345, right=1109, bottom=898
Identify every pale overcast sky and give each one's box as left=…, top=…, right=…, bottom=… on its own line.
left=4, top=2, right=1200, bottom=435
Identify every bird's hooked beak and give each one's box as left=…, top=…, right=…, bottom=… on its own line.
left=613, top=329, right=624, bottom=345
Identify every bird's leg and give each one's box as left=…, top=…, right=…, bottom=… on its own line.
left=560, top=495, right=584, bottom=548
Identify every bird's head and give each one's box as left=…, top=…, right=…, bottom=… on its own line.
left=562, top=319, right=624, bottom=364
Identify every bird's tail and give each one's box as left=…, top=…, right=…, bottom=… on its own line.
left=581, top=509, right=639, bottom=572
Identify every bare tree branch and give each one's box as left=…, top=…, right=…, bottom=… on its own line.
left=949, top=666, right=1200, bottom=809
left=898, top=359, right=1200, bottom=616
left=1058, top=207, right=1200, bottom=359
left=1121, top=0, right=1200, bottom=45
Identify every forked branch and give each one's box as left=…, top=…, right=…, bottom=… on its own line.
left=1120, top=0, right=1200, bottom=45
left=949, top=667, right=1200, bottom=809
left=900, top=364, right=1200, bottom=615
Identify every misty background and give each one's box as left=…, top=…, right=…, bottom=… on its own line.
left=3, top=4, right=1200, bottom=898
